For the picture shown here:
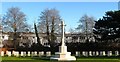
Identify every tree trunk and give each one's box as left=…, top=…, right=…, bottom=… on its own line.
left=34, top=22, right=41, bottom=46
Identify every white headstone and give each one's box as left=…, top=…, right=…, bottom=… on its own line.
left=46, top=51, right=51, bottom=56
left=96, top=51, right=99, bottom=56
left=34, top=51, right=37, bottom=56
left=39, top=51, right=44, bottom=56
left=7, top=51, right=11, bottom=56
left=115, top=51, right=119, bottom=56
left=92, top=51, right=96, bottom=56
left=21, top=51, right=24, bottom=56
left=100, top=51, right=103, bottom=56
left=82, top=51, right=88, bottom=56
left=31, top=52, right=34, bottom=57
left=27, top=51, right=31, bottom=56
left=76, top=51, right=80, bottom=57
left=1, top=51, right=4, bottom=56
left=86, top=51, right=88, bottom=56
left=89, top=51, right=92, bottom=56
left=23, top=52, right=26, bottom=57
left=12, top=51, right=15, bottom=56
left=82, top=51, right=85, bottom=56
left=16, top=51, right=19, bottom=57
left=12, top=51, right=16, bottom=56
left=6, top=51, right=8, bottom=55
left=107, top=51, right=112, bottom=56
left=103, top=51, right=106, bottom=56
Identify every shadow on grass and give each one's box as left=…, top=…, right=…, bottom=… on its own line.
left=31, top=56, right=76, bottom=62
left=31, top=56, right=50, bottom=61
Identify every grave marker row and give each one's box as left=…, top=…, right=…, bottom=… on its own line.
left=0, top=51, right=51, bottom=57
left=76, top=51, right=119, bottom=57
left=0, top=51, right=119, bottom=57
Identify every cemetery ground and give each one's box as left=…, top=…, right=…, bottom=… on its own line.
left=1, top=56, right=120, bottom=62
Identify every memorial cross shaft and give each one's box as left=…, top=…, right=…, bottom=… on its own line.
left=61, top=21, right=66, bottom=46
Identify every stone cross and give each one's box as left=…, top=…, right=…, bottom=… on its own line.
left=60, top=21, right=66, bottom=46
left=50, top=21, right=76, bottom=61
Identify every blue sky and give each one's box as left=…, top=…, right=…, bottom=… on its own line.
left=1, top=0, right=120, bottom=2
left=1, top=2, right=118, bottom=31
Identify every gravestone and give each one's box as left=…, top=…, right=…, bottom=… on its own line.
left=115, top=51, right=119, bottom=56
left=107, top=51, right=112, bottom=56
left=31, top=52, right=34, bottom=57
left=92, top=51, right=96, bottom=56
left=16, top=51, right=19, bottom=57
left=100, top=51, right=106, bottom=56
left=7, top=51, right=11, bottom=56
left=96, top=51, right=99, bottom=56
left=103, top=51, right=106, bottom=56
left=21, top=51, right=24, bottom=57
left=12, top=51, right=15, bottom=56
left=28, top=51, right=31, bottom=56
left=86, top=51, right=88, bottom=56
left=23, top=52, right=26, bottom=57
left=100, top=51, right=103, bottom=56
left=76, top=51, right=80, bottom=57
left=89, top=51, right=92, bottom=56
left=1, top=51, right=4, bottom=56
left=39, top=51, right=44, bottom=56
left=6, top=51, right=8, bottom=56
left=34, top=51, right=37, bottom=56
left=82, top=51, right=85, bottom=56
left=82, top=51, right=88, bottom=56
left=46, top=51, right=51, bottom=56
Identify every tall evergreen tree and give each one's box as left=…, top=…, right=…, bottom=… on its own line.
left=94, top=10, right=120, bottom=41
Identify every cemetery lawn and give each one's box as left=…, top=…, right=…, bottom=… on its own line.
left=1, top=56, right=120, bottom=62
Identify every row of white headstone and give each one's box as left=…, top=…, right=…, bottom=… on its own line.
left=76, top=51, right=119, bottom=57
left=0, top=51, right=51, bottom=57
left=0, top=51, right=119, bottom=57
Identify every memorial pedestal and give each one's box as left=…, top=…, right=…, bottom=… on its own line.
left=50, top=46, right=76, bottom=61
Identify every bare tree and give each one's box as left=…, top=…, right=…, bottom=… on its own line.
left=76, top=14, right=95, bottom=42
left=2, top=7, right=31, bottom=49
left=2, top=7, right=30, bottom=32
left=76, top=14, right=95, bottom=34
left=38, top=8, right=61, bottom=53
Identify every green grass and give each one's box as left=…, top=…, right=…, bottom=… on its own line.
left=1, top=56, right=120, bottom=62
